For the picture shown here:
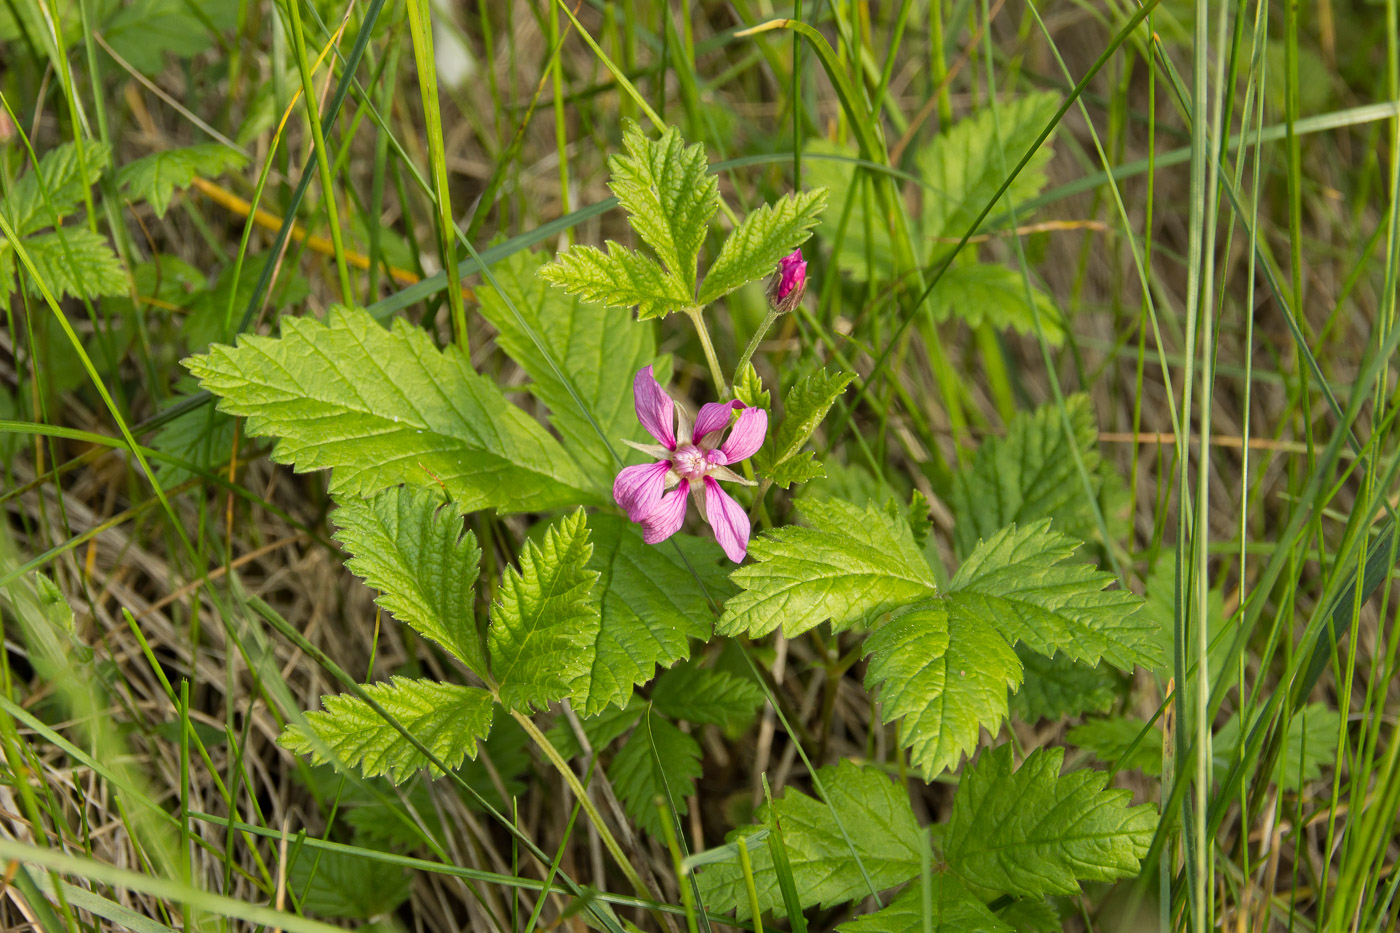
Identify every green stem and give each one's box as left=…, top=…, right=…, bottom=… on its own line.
left=686, top=307, right=728, bottom=397
left=734, top=307, right=780, bottom=387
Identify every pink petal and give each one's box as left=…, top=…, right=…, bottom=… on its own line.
left=614, top=460, right=671, bottom=520
left=640, top=483, right=690, bottom=544
left=633, top=365, right=676, bottom=449
left=718, top=407, right=768, bottom=464
left=703, top=477, right=750, bottom=562
left=693, top=400, right=743, bottom=445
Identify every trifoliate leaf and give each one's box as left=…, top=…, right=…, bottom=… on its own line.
left=651, top=662, right=764, bottom=731
left=915, top=91, right=1060, bottom=243
left=928, top=263, right=1063, bottom=344
left=608, top=711, right=703, bottom=837
left=718, top=497, right=937, bottom=639
left=949, top=520, right=1160, bottom=670
left=19, top=228, right=128, bottom=299
left=3, top=139, right=110, bottom=235
left=1011, top=647, right=1117, bottom=721
left=944, top=745, right=1156, bottom=897
left=332, top=486, right=486, bottom=676
left=286, top=846, right=412, bottom=919
left=839, top=875, right=1012, bottom=933
left=184, top=305, right=593, bottom=513
left=697, top=760, right=923, bottom=918
left=488, top=510, right=599, bottom=712
left=608, top=120, right=717, bottom=293
left=864, top=603, right=1022, bottom=779
left=117, top=144, right=247, bottom=217
left=538, top=241, right=692, bottom=320
left=698, top=188, right=828, bottom=304
left=569, top=516, right=725, bottom=715
left=754, top=368, right=855, bottom=488
left=1067, top=717, right=1164, bottom=776
left=477, top=249, right=659, bottom=494
left=280, top=677, right=494, bottom=784
left=948, top=395, right=1113, bottom=558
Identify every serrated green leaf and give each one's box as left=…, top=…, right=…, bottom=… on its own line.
left=342, top=779, right=444, bottom=850
left=698, top=188, right=828, bottom=304
left=117, top=144, right=247, bottom=217
left=488, top=510, right=599, bottom=712
left=280, top=677, right=494, bottom=784
left=570, top=515, right=725, bottom=715
left=755, top=369, right=855, bottom=486
left=538, top=242, right=692, bottom=320
left=286, top=846, right=412, bottom=919
left=945, top=745, right=1156, bottom=897
left=718, top=497, right=937, bottom=639
left=651, top=662, right=764, bottom=730
left=477, top=249, right=659, bottom=493
left=995, top=897, right=1062, bottom=933
left=608, top=711, right=703, bottom=837
left=865, top=603, right=1022, bottom=779
left=1011, top=646, right=1117, bottom=721
left=608, top=120, right=717, bottom=293
left=766, top=450, right=826, bottom=489
left=332, top=486, right=485, bottom=675
left=839, top=875, right=1012, bottom=933
left=733, top=362, right=770, bottom=410
left=182, top=254, right=309, bottom=352
left=1215, top=702, right=1341, bottom=791
left=1067, top=717, right=1163, bottom=776
left=915, top=92, right=1060, bottom=243
left=546, top=701, right=643, bottom=760
left=100, top=0, right=236, bottom=76
left=949, top=395, right=1112, bottom=558
left=3, top=139, right=109, bottom=236
left=183, top=305, right=592, bottom=513
left=929, top=263, right=1064, bottom=344
left=16, top=228, right=128, bottom=300
left=697, top=760, right=922, bottom=918
left=949, top=520, right=1160, bottom=670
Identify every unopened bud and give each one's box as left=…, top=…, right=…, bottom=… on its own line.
left=766, top=248, right=807, bottom=314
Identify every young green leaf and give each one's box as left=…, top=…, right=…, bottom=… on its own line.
left=608, top=120, right=717, bottom=294
left=607, top=711, right=703, bottom=837
left=184, top=305, right=593, bottom=513
left=928, top=263, right=1063, bottom=344
left=838, top=874, right=1011, bottom=933
left=1067, top=717, right=1164, bottom=776
left=651, top=662, right=764, bottom=731
left=754, top=369, right=855, bottom=488
left=20, top=228, right=128, bottom=299
left=698, top=188, right=828, bottom=304
left=944, top=745, right=1156, bottom=897
left=476, top=249, right=660, bottom=493
left=488, top=510, right=599, bottom=712
left=1011, top=647, right=1117, bottom=721
left=332, top=486, right=486, bottom=676
left=117, top=144, right=247, bottom=217
left=286, top=846, right=413, bottom=919
left=697, top=760, right=922, bottom=918
left=538, top=241, right=693, bottom=320
left=280, top=677, right=494, bottom=783
left=949, top=520, right=1161, bottom=670
left=570, top=515, right=726, bottom=716
left=733, top=362, right=770, bottom=410
left=3, top=139, right=110, bottom=235
left=718, top=497, right=937, bottom=638
left=864, top=603, right=1022, bottom=779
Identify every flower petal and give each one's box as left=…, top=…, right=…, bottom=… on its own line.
left=633, top=365, right=676, bottom=449
left=613, top=460, right=671, bottom=519
left=718, top=406, right=768, bottom=463
left=694, top=400, right=743, bottom=446
left=703, top=477, right=751, bottom=562
left=640, top=483, right=690, bottom=545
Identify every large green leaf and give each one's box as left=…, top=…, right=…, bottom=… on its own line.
left=19, top=228, right=128, bottom=299
left=332, top=486, right=485, bottom=675
left=651, top=661, right=764, bottom=731
left=928, top=263, right=1063, bottom=344
left=286, top=847, right=413, bottom=919
left=949, top=520, right=1160, bottom=670
left=117, top=144, right=247, bottom=217
left=487, top=510, right=599, bottom=712
left=698, top=188, right=828, bottom=304
left=864, top=603, right=1022, bottom=779
left=1011, top=647, right=1117, bottom=722
left=184, top=305, right=593, bottom=513
left=944, top=745, right=1156, bottom=897
left=608, top=710, right=703, bottom=837
left=839, top=875, right=1011, bottom=933
left=538, top=241, right=692, bottom=320
left=718, top=497, right=937, bottom=638
left=3, top=139, right=110, bottom=235
left=99, top=0, right=237, bottom=76
left=476, top=249, right=659, bottom=493
left=280, top=677, right=494, bottom=783
left=1067, top=716, right=1164, bottom=776
left=697, top=760, right=923, bottom=918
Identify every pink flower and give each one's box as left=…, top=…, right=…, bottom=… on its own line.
left=613, top=366, right=768, bottom=562
left=766, top=248, right=807, bottom=313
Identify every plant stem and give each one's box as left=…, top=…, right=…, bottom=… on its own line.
left=734, top=307, right=780, bottom=386
left=686, top=306, right=728, bottom=397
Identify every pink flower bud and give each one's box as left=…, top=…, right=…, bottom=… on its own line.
left=766, top=248, right=807, bottom=314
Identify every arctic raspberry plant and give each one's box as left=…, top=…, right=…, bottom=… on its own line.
left=185, top=122, right=1159, bottom=930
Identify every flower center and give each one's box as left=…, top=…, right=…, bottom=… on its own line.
left=671, top=443, right=709, bottom=480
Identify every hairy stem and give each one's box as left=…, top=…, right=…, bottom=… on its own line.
left=686, top=306, right=728, bottom=397
left=733, top=307, right=780, bottom=388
